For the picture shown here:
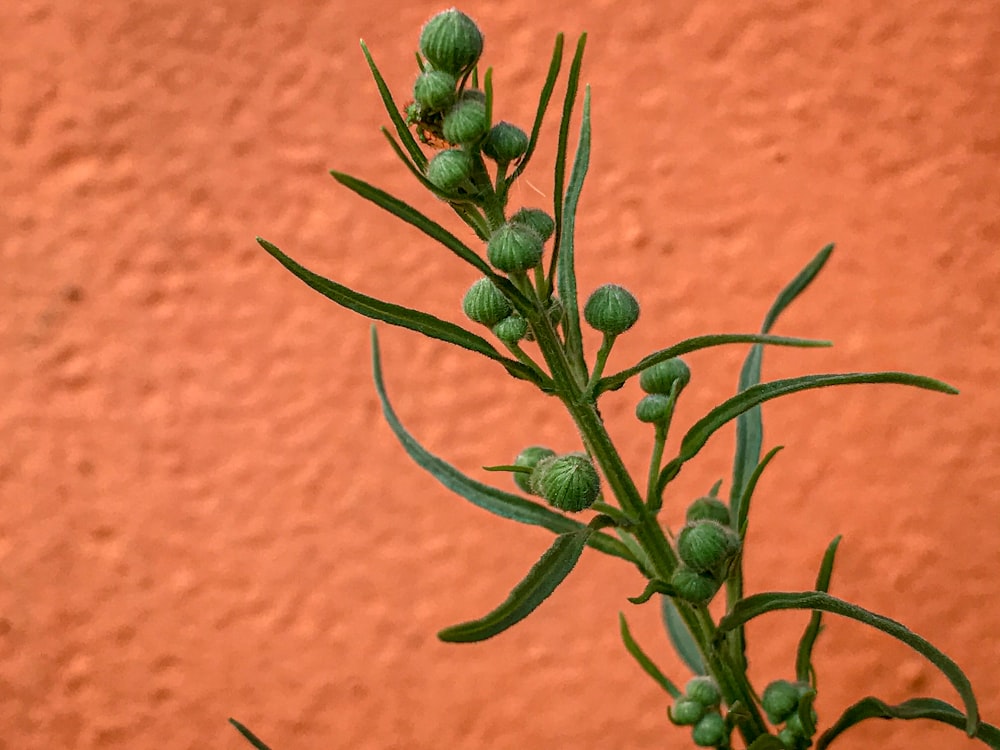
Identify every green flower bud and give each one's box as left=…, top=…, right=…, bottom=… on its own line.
left=462, top=277, right=511, bottom=327
left=762, top=679, right=801, bottom=724
left=493, top=314, right=528, bottom=344
left=511, top=207, right=555, bottom=242
left=584, top=283, right=640, bottom=336
left=670, top=566, right=721, bottom=606
left=427, top=148, right=473, bottom=192
left=692, top=711, right=727, bottom=747
left=677, top=520, right=741, bottom=574
left=413, top=69, right=457, bottom=112
left=685, top=676, right=722, bottom=708
left=442, top=97, right=488, bottom=144
left=785, top=710, right=808, bottom=738
left=639, top=357, right=691, bottom=395
left=669, top=697, right=705, bottom=726
left=483, top=121, right=529, bottom=162
left=513, top=445, right=556, bottom=494
left=488, top=222, right=544, bottom=273
left=419, top=9, right=484, bottom=76
left=685, top=496, right=731, bottom=526
left=635, top=393, right=672, bottom=424
left=533, top=452, right=600, bottom=512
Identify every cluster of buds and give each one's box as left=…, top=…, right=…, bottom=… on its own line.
left=670, top=495, right=741, bottom=606
left=762, top=680, right=817, bottom=749
left=669, top=676, right=731, bottom=747
left=636, top=356, right=691, bottom=424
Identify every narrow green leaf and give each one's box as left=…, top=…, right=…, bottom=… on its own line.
left=371, top=328, right=636, bottom=564
left=796, top=536, right=842, bottom=683
left=665, top=372, right=958, bottom=484
left=597, top=334, right=831, bottom=395
left=258, top=238, right=541, bottom=386
left=555, top=85, right=591, bottom=376
left=360, top=40, right=426, bottom=170
left=438, top=528, right=592, bottom=642
left=628, top=579, right=676, bottom=604
left=547, top=33, right=587, bottom=302
left=619, top=613, right=682, bottom=698
left=484, top=67, right=494, bottom=127
left=736, top=446, right=784, bottom=537
left=660, top=596, right=706, bottom=675
left=228, top=719, right=273, bottom=750
left=817, top=697, right=1000, bottom=749
left=327, top=171, right=507, bottom=286
left=747, top=737, right=788, bottom=750
left=731, top=244, right=834, bottom=508
left=718, top=591, right=979, bottom=735
left=509, top=33, right=563, bottom=183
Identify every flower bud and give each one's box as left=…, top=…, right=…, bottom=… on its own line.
left=419, top=9, right=484, bottom=76
left=493, top=314, right=528, bottom=344
left=670, top=566, right=721, bottom=606
left=533, top=452, right=600, bottom=512
left=483, top=121, right=529, bottom=162
left=462, top=277, right=511, bottom=327
left=635, top=394, right=672, bottom=424
left=488, top=222, right=544, bottom=273
left=692, top=711, right=727, bottom=747
left=762, top=679, right=800, bottom=724
left=669, top=697, right=705, bottom=726
left=513, top=445, right=556, bottom=494
left=413, top=69, right=457, bottom=112
left=677, top=520, right=741, bottom=574
left=685, top=676, right=722, bottom=708
left=685, top=496, right=731, bottom=527
left=442, top=97, right=488, bottom=144
left=427, top=148, right=473, bottom=192
left=511, top=207, right=555, bottom=242
left=777, top=727, right=799, bottom=749
left=639, top=357, right=691, bottom=395
left=584, top=283, right=640, bottom=336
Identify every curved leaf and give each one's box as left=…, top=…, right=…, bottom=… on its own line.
left=359, top=41, right=426, bottom=171
left=597, top=334, right=831, bottom=395
left=438, top=528, right=591, bottom=642
left=731, top=244, right=834, bottom=508
left=554, top=83, right=591, bottom=375
left=371, top=328, right=636, bottom=564
left=259, top=238, right=542, bottom=386
left=661, top=371, right=958, bottom=487
left=736, top=445, right=784, bottom=537
left=619, top=613, right=682, bottom=698
left=509, top=33, right=564, bottom=183
left=817, top=697, right=1000, bottom=750
left=661, top=596, right=706, bottom=675
left=717, top=591, right=979, bottom=735
left=795, top=536, right=842, bottom=684
left=229, top=719, right=273, bottom=750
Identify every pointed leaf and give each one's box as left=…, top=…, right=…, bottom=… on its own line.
left=229, top=719, right=273, bottom=750
left=619, top=613, right=682, bottom=697
left=736, top=446, right=784, bottom=537
left=717, top=591, right=979, bottom=735
left=732, top=244, right=834, bottom=507
left=817, top=697, right=1000, bottom=749
left=438, top=528, right=591, bottom=642
left=360, top=40, right=426, bottom=170
left=597, top=334, right=830, bottom=395
left=747, top=737, right=788, bottom=750
left=796, top=536, right=842, bottom=683
left=661, top=596, right=706, bottom=675
left=555, top=84, right=591, bottom=375
left=258, top=238, right=541, bottom=386
left=371, top=328, right=636, bottom=563
left=662, top=371, right=958, bottom=487
left=510, top=34, right=564, bottom=182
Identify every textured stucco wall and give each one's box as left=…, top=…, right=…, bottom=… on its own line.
left=2, top=1, right=999, bottom=748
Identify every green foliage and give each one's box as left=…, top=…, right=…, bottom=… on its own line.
left=245, top=8, right=990, bottom=750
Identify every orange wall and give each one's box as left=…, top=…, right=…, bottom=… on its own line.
left=2, top=1, right=999, bottom=748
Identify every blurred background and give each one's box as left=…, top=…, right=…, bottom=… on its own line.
left=2, top=0, right=999, bottom=748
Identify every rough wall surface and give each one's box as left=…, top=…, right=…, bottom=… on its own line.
left=2, top=0, right=999, bottom=748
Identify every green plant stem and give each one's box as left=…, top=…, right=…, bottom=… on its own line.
left=585, top=333, right=615, bottom=395
left=645, top=423, right=667, bottom=510
left=528, top=310, right=769, bottom=744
